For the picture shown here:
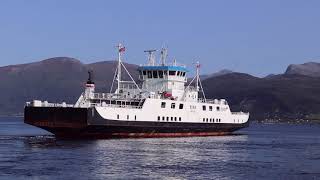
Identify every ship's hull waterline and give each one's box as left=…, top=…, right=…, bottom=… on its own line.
left=24, top=106, right=249, bottom=139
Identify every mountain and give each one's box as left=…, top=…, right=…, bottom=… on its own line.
left=203, top=73, right=320, bottom=121
left=200, top=69, right=233, bottom=80
left=285, top=62, right=320, bottom=77
left=0, top=57, right=138, bottom=116
left=1, top=58, right=320, bottom=122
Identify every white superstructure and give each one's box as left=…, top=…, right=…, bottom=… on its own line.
left=70, top=44, right=249, bottom=125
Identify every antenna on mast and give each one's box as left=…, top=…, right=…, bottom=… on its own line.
left=195, top=61, right=200, bottom=91
left=195, top=61, right=206, bottom=102
left=160, top=47, right=168, bottom=66
left=110, top=43, right=141, bottom=94
left=116, top=43, right=125, bottom=93
left=144, top=49, right=157, bottom=66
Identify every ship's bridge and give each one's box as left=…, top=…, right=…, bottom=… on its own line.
left=138, top=65, right=188, bottom=100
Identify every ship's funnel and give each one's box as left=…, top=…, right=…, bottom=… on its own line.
left=85, top=70, right=95, bottom=99
left=86, top=70, right=95, bottom=85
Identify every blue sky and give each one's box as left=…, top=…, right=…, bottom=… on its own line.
left=0, top=0, right=319, bottom=76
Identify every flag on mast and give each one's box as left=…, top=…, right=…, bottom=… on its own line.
left=119, top=47, right=126, bottom=52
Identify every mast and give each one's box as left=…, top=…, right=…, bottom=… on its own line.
left=196, top=61, right=200, bottom=91
left=160, top=48, right=168, bottom=66
left=195, top=61, right=206, bottom=102
left=116, top=43, right=125, bottom=93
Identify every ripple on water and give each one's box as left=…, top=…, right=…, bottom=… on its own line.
left=0, top=119, right=320, bottom=179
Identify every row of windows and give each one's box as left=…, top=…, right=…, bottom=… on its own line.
left=158, top=116, right=182, bottom=122
left=161, top=102, right=223, bottom=112
left=203, top=118, right=221, bottom=123
left=140, top=70, right=186, bottom=78
left=203, top=105, right=220, bottom=111
left=117, top=114, right=137, bottom=120
left=234, top=119, right=243, bottom=123
left=161, top=102, right=184, bottom=109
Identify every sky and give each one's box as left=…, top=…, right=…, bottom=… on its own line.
left=0, top=0, right=319, bottom=76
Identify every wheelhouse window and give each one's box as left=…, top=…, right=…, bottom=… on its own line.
left=142, top=70, right=146, bottom=75
left=179, top=104, right=184, bottom=109
left=161, top=102, right=166, bottom=108
left=159, top=71, right=163, bottom=78
left=153, top=71, right=158, bottom=78
left=164, top=71, right=168, bottom=76
left=177, top=71, right=181, bottom=76
left=169, top=71, right=176, bottom=76
left=147, top=71, right=152, bottom=78
left=171, top=103, right=176, bottom=109
left=202, top=105, right=206, bottom=111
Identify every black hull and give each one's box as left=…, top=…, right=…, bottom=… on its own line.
left=24, top=106, right=249, bottom=139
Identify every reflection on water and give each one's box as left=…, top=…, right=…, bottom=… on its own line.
left=0, top=118, right=320, bottom=179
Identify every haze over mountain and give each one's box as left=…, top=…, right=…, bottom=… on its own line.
left=1, top=58, right=320, bottom=122
left=285, top=62, right=320, bottom=77
left=200, top=69, right=233, bottom=80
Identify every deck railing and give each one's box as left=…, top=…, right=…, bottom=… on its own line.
left=26, top=101, right=74, bottom=108
left=231, top=112, right=249, bottom=115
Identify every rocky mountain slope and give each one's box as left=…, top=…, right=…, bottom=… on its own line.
left=285, top=62, right=320, bottom=77
left=0, top=57, right=138, bottom=115
left=202, top=73, right=320, bottom=121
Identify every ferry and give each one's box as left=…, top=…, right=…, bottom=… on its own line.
left=24, top=44, right=249, bottom=138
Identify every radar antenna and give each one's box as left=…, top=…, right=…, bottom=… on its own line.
left=144, top=49, right=157, bottom=66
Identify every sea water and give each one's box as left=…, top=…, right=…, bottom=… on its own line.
left=0, top=117, right=319, bottom=179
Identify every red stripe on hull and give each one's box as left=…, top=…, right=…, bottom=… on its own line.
left=111, top=132, right=232, bottom=138
left=55, top=132, right=233, bottom=139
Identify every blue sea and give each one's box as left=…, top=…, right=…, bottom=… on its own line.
left=0, top=117, right=319, bottom=180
